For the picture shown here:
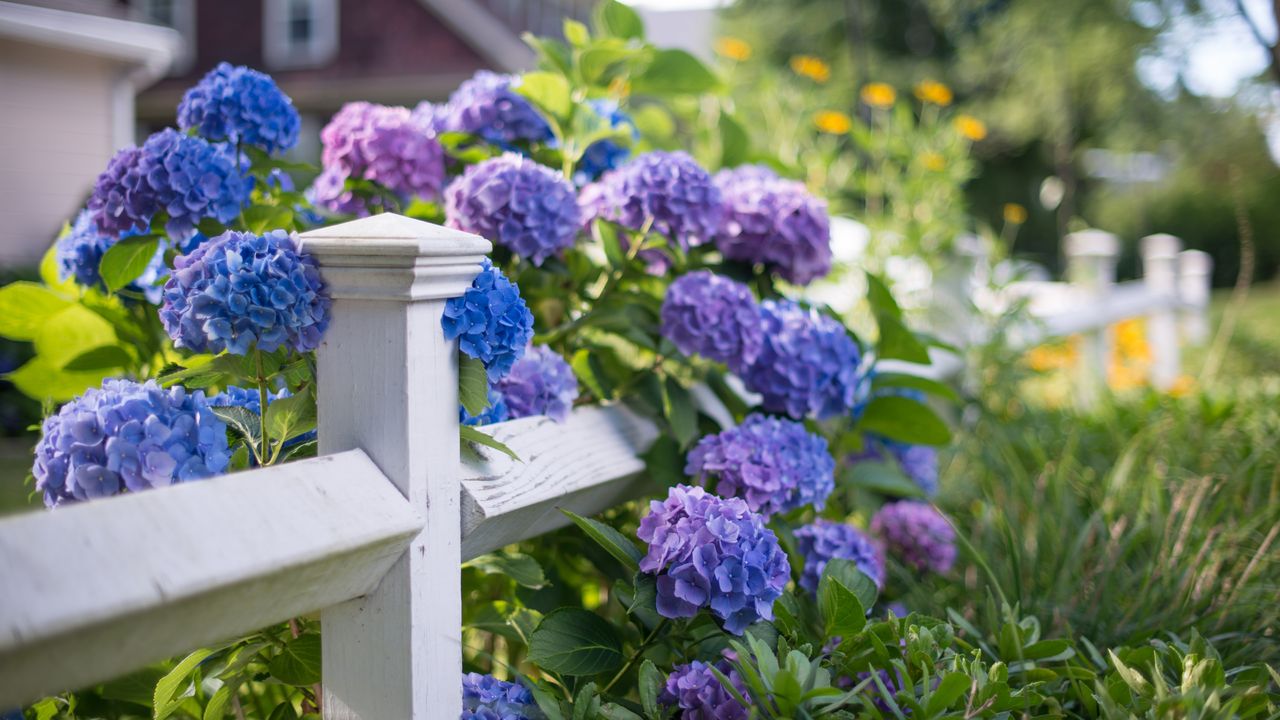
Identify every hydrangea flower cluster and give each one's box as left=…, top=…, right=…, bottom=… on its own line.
left=636, top=484, right=789, bottom=634
left=56, top=210, right=167, bottom=303
left=160, top=230, right=331, bottom=355
left=89, top=129, right=249, bottom=237
left=208, top=384, right=289, bottom=415
left=871, top=501, right=956, bottom=574
left=461, top=387, right=510, bottom=427
left=444, top=154, right=580, bottom=266
left=660, top=271, right=763, bottom=373
left=686, top=414, right=835, bottom=517
left=425, top=70, right=553, bottom=146
left=713, top=165, right=832, bottom=285
left=575, top=99, right=637, bottom=183
left=313, top=102, right=445, bottom=214
left=442, top=259, right=534, bottom=379
left=741, top=300, right=861, bottom=420
left=461, top=672, right=541, bottom=720
left=793, top=520, right=886, bottom=593
left=493, top=345, right=578, bottom=422
left=32, top=379, right=230, bottom=507
left=177, top=62, right=300, bottom=154
left=660, top=660, right=749, bottom=720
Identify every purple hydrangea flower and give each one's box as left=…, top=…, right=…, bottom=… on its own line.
left=660, top=271, right=762, bottom=372
left=493, top=345, right=577, bottom=422
left=461, top=387, right=510, bottom=427
left=56, top=210, right=167, bottom=303
left=636, top=484, right=790, bottom=634
left=427, top=70, right=553, bottom=146
left=686, top=414, right=835, bottom=517
left=32, top=379, right=230, bottom=507
left=442, top=259, right=533, bottom=379
left=575, top=99, right=637, bottom=184
left=713, top=165, right=832, bottom=285
left=160, top=230, right=331, bottom=355
left=445, top=154, right=580, bottom=266
left=313, top=102, right=446, bottom=214
left=741, top=300, right=861, bottom=420
left=89, top=129, right=250, bottom=238
left=871, top=501, right=956, bottom=574
left=793, top=520, right=885, bottom=593
left=660, top=660, right=749, bottom=720
left=461, top=672, right=541, bottom=720
left=177, top=62, right=300, bottom=154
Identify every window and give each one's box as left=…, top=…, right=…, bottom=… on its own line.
left=131, top=0, right=196, bottom=75
left=264, top=0, right=339, bottom=70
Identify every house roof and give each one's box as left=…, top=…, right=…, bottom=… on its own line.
left=416, top=0, right=534, bottom=72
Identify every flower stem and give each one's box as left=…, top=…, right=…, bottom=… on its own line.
left=601, top=618, right=669, bottom=694
left=255, top=349, right=270, bottom=463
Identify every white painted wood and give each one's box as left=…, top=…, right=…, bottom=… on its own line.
left=459, top=404, right=660, bottom=561
left=302, top=215, right=491, bottom=720
left=1065, top=230, right=1119, bottom=407
left=1178, top=249, right=1213, bottom=344
left=1141, top=234, right=1182, bottom=389
left=0, top=450, right=420, bottom=707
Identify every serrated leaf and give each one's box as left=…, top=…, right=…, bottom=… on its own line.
left=212, top=405, right=263, bottom=450
left=265, top=387, right=316, bottom=444
left=0, top=281, right=71, bottom=341
left=459, top=353, right=491, bottom=417
left=154, top=647, right=216, bottom=719
left=857, top=396, right=951, bottom=446
left=269, top=634, right=322, bottom=686
left=460, top=424, right=520, bottom=460
left=464, top=552, right=548, bottom=589
left=101, top=235, right=161, bottom=292
left=561, top=508, right=641, bottom=572
left=818, top=573, right=866, bottom=639
left=528, top=608, right=624, bottom=676
left=203, top=677, right=243, bottom=720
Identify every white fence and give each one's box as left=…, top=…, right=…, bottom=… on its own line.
left=0, top=214, right=661, bottom=719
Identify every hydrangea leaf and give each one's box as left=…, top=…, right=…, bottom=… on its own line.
left=561, top=508, right=642, bottom=572
left=871, top=372, right=961, bottom=403
left=661, top=377, right=698, bottom=448
left=458, top=353, right=491, bottom=417
left=154, top=647, right=218, bottom=719
left=6, top=355, right=111, bottom=403
left=633, top=49, right=720, bottom=95
left=99, top=235, right=161, bottom=293
left=264, top=386, right=316, bottom=444
left=840, top=460, right=925, bottom=499
left=857, top=396, right=951, bottom=446
left=61, top=345, right=132, bottom=372
left=594, top=0, right=644, bottom=39
left=464, top=551, right=548, bottom=589
left=528, top=608, right=624, bottom=676
left=459, top=425, right=520, bottom=461
left=515, top=71, right=572, bottom=123
left=0, top=281, right=72, bottom=341
left=268, top=633, right=322, bottom=686
left=34, top=304, right=117, bottom=370
left=212, top=405, right=263, bottom=452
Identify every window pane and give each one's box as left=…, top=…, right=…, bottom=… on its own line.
left=288, top=0, right=313, bottom=46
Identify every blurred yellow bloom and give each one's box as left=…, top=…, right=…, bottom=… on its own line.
left=1168, top=375, right=1196, bottom=397
left=920, top=151, right=946, bottom=171
left=790, top=55, right=831, bottom=83
left=1113, top=318, right=1151, bottom=363
left=861, top=82, right=896, bottom=108
left=1026, top=342, right=1077, bottom=372
left=1003, top=202, right=1028, bottom=224
left=813, top=110, right=852, bottom=134
left=1108, top=361, right=1147, bottom=391
left=715, top=37, right=752, bottom=62
left=914, top=80, right=953, bottom=106
left=607, top=77, right=631, bottom=99
left=955, top=115, right=987, bottom=141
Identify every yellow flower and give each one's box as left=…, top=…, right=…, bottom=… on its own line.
left=914, top=80, right=953, bottom=106
left=1026, top=341, right=1077, bottom=372
left=1003, top=202, right=1028, bottom=224
left=920, top=151, right=945, bottom=172
left=607, top=77, right=631, bottom=99
left=955, top=114, right=987, bottom=141
left=813, top=110, right=852, bottom=134
left=861, top=82, right=896, bottom=108
left=790, top=55, right=831, bottom=83
left=1112, top=318, right=1151, bottom=363
left=715, top=37, right=752, bottom=62
left=1168, top=375, right=1196, bottom=398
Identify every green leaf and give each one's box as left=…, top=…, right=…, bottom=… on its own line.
left=459, top=353, right=491, bottom=418
left=212, top=405, right=263, bottom=450
left=641, top=435, right=685, bottom=488
left=571, top=348, right=614, bottom=401
left=1023, top=639, right=1074, bottom=660
left=464, top=552, right=549, bottom=589
left=35, top=304, right=118, bottom=369
left=824, top=558, right=878, bottom=609
left=527, top=680, right=569, bottom=720
left=594, top=0, right=644, bottom=39
left=528, top=608, right=624, bottom=676
left=561, top=508, right=642, bottom=572
left=98, top=666, right=167, bottom=708
left=516, top=71, right=572, bottom=121
left=925, top=672, right=971, bottom=715
left=265, top=386, right=316, bottom=444
left=719, top=113, right=750, bottom=168
left=865, top=273, right=903, bottom=321
left=871, top=372, right=960, bottom=402
left=639, top=660, right=663, bottom=718
left=269, top=634, right=322, bottom=686
left=7, top=355, right=111, bottom=403
left=61, top=344, right=132, bottom=371
left=563, top=18, right=589, bottom=46
left=0, top=281, right=71, bottom=341
left=841, top=460, right=924, bottom=498
left=594, top=220, right=627, bottom=269
left=40, top=239, right=77, bottom=294
left=154, top=647, right=217, bottom=719
left=818, top=571, right=867, bottom=639
left=633, top=49, right=720, bottom=95
left=203, top=677, right=243, bottom=720
left=1108, top=650, right=1152, bottom=697
left=460, top=424, right=520, bottom=460
left=158, top=353, right=246, bottom=389
left=266, top=703, right=300, bottom=720
left=243, top=204, right=295, bottom=234
left=661, top=377, right=698, bottom=448
left=572, top=682, right=600, bottom=720
left=857, top=396, right=951, bottom=446
left=876, top=313, right=931, bottom=363
left=100, top=235, right=161, bottom=292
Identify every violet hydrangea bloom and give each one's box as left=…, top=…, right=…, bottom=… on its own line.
left=660, top=270, right=762, bottom=373
left=177, top=62, right=300, bottom=154
left=312, top=102, right=446, bottom=214
left=493, top=345, right=577, bottom=422
left=32, top=379, right=230, bottom=507
left=713, top=165, right=832, bottom=285
left=87, top=146, right=153, bottom=236
left=660, top=660, right=749, bottom=720
left=741, top=299, right=861, bottom=420
left=636, top=484, right=789, bottom=634
left=793, top=520, right=885, bottom=593
left=686, top=414, right=835, bottom=517
left=575, top=99, right=637, bottom=184
left=871, top=500, right=956, bottom=574
left=461, top=672, right=542, bottom=720
left=444, top=154, right=580, bottom=266
left=56, top=210, right=167, bottom=303
left=460, top=387, right=510, bottom=427
left=428, top=70, right=553, bottom=146
left=160, top=229, right=331, bottom=355
left=442, top=259, right=533, bottom=379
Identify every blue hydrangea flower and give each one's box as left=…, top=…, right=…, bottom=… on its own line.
left=636, top=484, right=790, bottom=634
left=574, top=99, right=637, bottom=184
left=56, top=210, right=167, bottom=303
left=660, top=270, right=762, bottom=372
left=741, top=300, right=861, bottom=420
left=177, top=62, right=300, bottom=154
left=126, top=129, right=250, bottom=238
left=32, top=379, right=230, bottom=507
left=686, top=414, right=835, bottom=517
left=871, top=500, right=956, bottom=574
left=442, top=259, right=534, bottom=380
left=428, top=71, right=553, bottom=146
left=461, top=672, right=541, bottom=720
left=88, top=146, right=154, bottom=237
left=160, top=230, right=331, bottom=355
left=793, top=520, right=886, bottom=593
left=461, top=387, right=511, bottom=427
left=660, top=660, right=749, bottom=720
left=713, top=165, right=832, bottom=285
left=493, top=345, right=577, bottom=422
left=313, top=102, right=446, bottom=215
left=445, top=154, right=580, bottom=266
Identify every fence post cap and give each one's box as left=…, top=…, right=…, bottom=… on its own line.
left=1140, top=233, right=1181, bottom=259
left=1064, top=229, right=1120, bottom=258
left=1178, top=249, right=1213, bottom=273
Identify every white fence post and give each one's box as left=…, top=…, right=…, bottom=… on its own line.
left=1064, top=230, right=1119, bottom=406
left=1178, top=249, right=1213, bottom=345
left=1140, top=234, right=1182, bottom=389
left=300, top=214, right=491, bottom=720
